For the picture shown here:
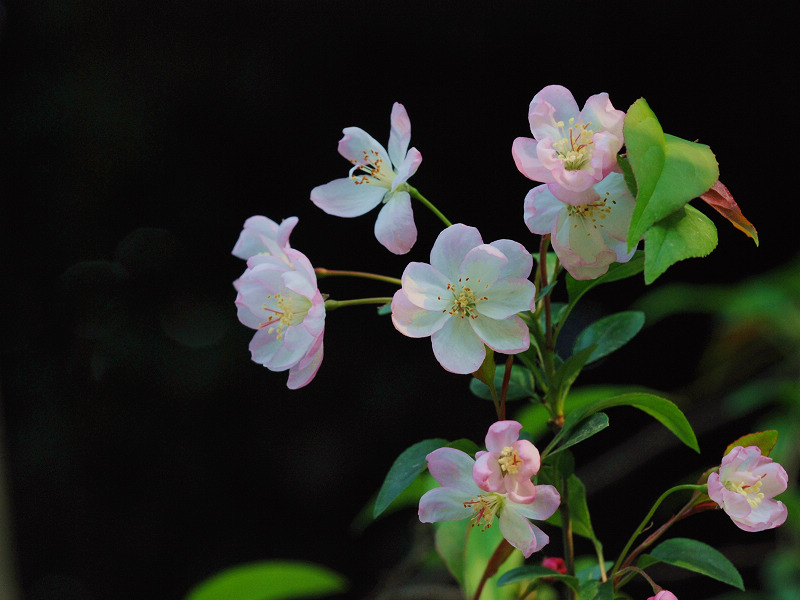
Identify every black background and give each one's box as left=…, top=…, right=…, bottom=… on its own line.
left=0, top=2, right=792, bottom=599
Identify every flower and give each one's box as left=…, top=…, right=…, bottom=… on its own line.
left=233, top=248, right=325, bottom=389
left=512, top=85, right=625, bottom=195
left=524, top=172, right=636, bottom=280
left=647, top=591, right=678, bottom=600
left=391, top=224, right=536, bottom=374
left=541, top=557, right=567, bottom=574
left=310, top=102, right=423, bottom=255
left=707, top=445, right=788, bottom=532
left=474, top=421, right=541, bottom=503
left=418, top=444, right=560, bottom=558
left=232, top=215, right=298, bottom=262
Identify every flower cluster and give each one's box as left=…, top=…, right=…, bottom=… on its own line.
left=232, top=216, right=325, bottom=389
left=419, top=421, right=560, bottom=557
left=513, top=85, right=635, bottom=280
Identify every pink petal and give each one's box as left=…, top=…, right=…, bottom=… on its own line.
left=469, top=313, right=529, bottom=354
left=484, top=421, right=523, bottom=452
left=473, top=452, right=505, bottom=493
left=286, top=334, right=324, bottom=390
left=512, top=137, right=554, bottom=183
left=579, top=92, right=625, bottom=144
left=399, top=262, right=450, bottom=310
left=337, top=126, right=391, bottom=167
left=476, top=278, right=535, bottom=320
left=459, top=244, right=507, bottom=286
left=506, top=478, right=537, bottom=504
left=528, top=85, right=580, bottom=140
left=418, top=487, right=474, bottom=523
left=425, top=447, right=479, bottom=492
left=374, top=191, right=417, bottom=254
left=523, top=185, right=562, bottom=235
left=310, top=177, right=387, bottom=217
left=513, top=439, right=541, bottom=477
left=488, top=239, right=534, bottom=280
left=515, top=485, right=561, bottom=521
left=392, top=147, right=422, bottom=191
left=498, top=505, right=550, bottom=557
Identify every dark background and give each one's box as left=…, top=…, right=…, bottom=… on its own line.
left=0, top=2, right=792, bottom=599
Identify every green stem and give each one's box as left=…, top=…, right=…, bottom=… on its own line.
left=407, top=185, right=452, bottom=227
left=498, top=354, right=514, bottom=421
left=324, top=297, right=394, bottom=311
left=611, top=484, right=706, bottom=577
left=315, top=268, right=401, bottom=286
left=560, top=475, right=576, bottom=600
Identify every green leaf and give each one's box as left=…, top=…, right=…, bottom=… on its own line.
left=435, top=519, right=522, bottom=599
left=617, top=155, right=638, bottom=197
left=497, top=565, right=580, bottom=591
left=374, top=438, right=447, bottom=518
left=645, top=537, right=744, bottom=590
left=560, top=393, right=699, bottom=453
left=643, top=203, right=718, bottom=284
left=547, top=413, right=609, bottom=457
left=351, top=472, right=437, bottom=532
left=624, top=98, right=719, bottom=250
left=565, top=251, right=645, bottom=305
left=184, top=561, right=348, bottom=600
left=469, top=364, right=537, bottom=401
left=724, top=430, right=779, bottom=458
left=578, top=579, right=614, bottom=600
left=573, top=311, right=645, bottom=364
left=548, top=345, right=597, bottom=408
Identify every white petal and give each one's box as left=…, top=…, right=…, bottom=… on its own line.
left=512, top=137, right=553, bottom=183
left=498, top=505, right=549, bottom=558
left=478, top=279, right=535, bottom=319
left=528, top=85, right=579, bottom=140
left=337, top=126, right=391, bottom=167
left=286, top=334, right=324, bottom=390
left=459, top=244, right=507, bottom=286
left=514, top=485, right=561, bottom=520
left=431, top=316, right=485, bottom=374
left=488, top=239, right=534, bottom=280
left=388, top=102, right=412, bottom=168
left=523, top=185, right=563, bottom=235
left=470, top=313, right=530, bottom=354
left=430, top=224, right=484, bottom=281
left=400, top=263, right=450, bottom=310
left=374, top=191, right=417, bottom=254
left=391, top=289, right=449, bottom=338
left=391, top=147, right=422, bottom=191
left=310, top=178, right=386, bottom=217
left=418, top=487, right=474, bottom=523
left=426, top=447, right=480, bottom=492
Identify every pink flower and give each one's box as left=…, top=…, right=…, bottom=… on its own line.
left=418, top=445, right=560, bottom=558
left=512, top=85, right=625, bottom=195
left=474, top=421, right=541, bottom=503
left=310, top=102, right=423, bottom=254
left=524, top=173, right=636, bottom=280
left=391, top=224, right=536, bottom=374
left=541, top=557, right=567, bottom=574
left=234, top=249, right=325, bottom=389
left=232, top=215, right=298, bottom=262
left=647, top=591, right=678, bottom=600
left=707, top=445, right=788, bottom=532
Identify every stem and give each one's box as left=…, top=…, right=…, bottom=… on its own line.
left=538, top=236, right=556, bottom=383
left=560, top=475, right=576, bottom=600
left=324, top=297, right=394, bottom=311
left=315, top=268, right=401, bottom=286
left=407, top=185, right=452, bottom=228
left=611, top=484, right=706, bottom=577
left=498, top=355, right=514, bottom=421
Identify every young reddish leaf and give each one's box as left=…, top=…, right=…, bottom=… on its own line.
left=724, top=430, right=779, bottom=458
left=699, top=180, right=759, bottom=246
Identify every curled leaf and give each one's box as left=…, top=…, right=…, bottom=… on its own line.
left=699, top=180, right=759, bottom=246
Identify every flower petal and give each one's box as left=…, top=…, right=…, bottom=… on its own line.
left=286, top=334, right=324, bottom=390
left=337, top=126, right=391, bottom=168
left=478, top=278, right=535, bottom=319
left=388, top=102, right=412, bottom=168
left=484, top=420, right=523, bottom=451
left=418, top=487, right=474, bottom=523
left=374, top=191, right=417, bottom=254
left=391, top=147, right=422, bottom=191
left=470, top=313, right=530, bottom=354
left=473, top=452, right=505, bottom=493
left=430, top=224, right=484, bottom=281
left=524, top=185, right=563, bottom=235
left=512, top=137, right=554, bottom=183
left=231, top=215, right=299, bottom=260
left=514, top=485, right=561, bottom=521
left=488, top=239, right=534, bottom=280
left=391, top=289, right=449, bottom=338
left=400, top=262, right=450, bottom=310
left=528, top=85, right=579, bottom=140
left=499, top=505, right=550, bottom=557
left=426, top=447, right=479, bottom=492
left=459, top=244, right=507, bottom=286
left=431, top=316, right=486, bottom=374
left=310, top=177, right=386, bottom=217
left=579, top=92, right=625, bottom=145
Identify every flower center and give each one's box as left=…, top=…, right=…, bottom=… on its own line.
left=443, top=278, right=489, bottom=319
left=566, top=191, right=617, bottom=235
left=349, top=149, right=396, bottom=189
left=463, top=493, right=503, bottom=530
left=725, top=476, right=766, bottom=508
left=259, top=292, right=307, bottom=340
left=552, top=118, right=595, bottom=171
left=498, top=446, right=523, bottom=475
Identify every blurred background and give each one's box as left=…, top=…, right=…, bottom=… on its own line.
left=0, top=2, right=797, bottom=599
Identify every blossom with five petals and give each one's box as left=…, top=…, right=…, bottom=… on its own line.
left=418, top=444, right=560, bottom=558
left=234, top=248, right=325, bottom=389
left=474, top=421, right=541, bottom=503
left=232, top=215, right=298, bottom=262
left=707, top=445, right=788, bottom=532
left=391, top=224, right=536, bottom=374
left=647, top=591, right=678, bottom=600
left=524, top=172, right=636, bottom=280
left=512, top=85, right=625, bottom=196
left=310, top=103, right=422, bottom=254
